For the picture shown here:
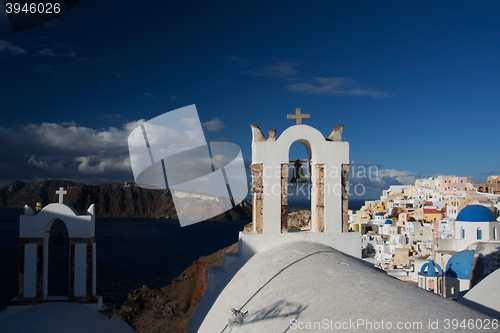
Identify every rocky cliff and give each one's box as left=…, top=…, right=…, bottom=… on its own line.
left=0, top=180, right=251, bottom=221
left=117, top=243, right=239, bottom=333
left=116, top=210, right=311, bottom=332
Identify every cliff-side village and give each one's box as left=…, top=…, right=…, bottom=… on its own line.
left=346, top=175, right=500, bottom=300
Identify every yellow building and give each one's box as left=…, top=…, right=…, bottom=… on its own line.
left=398, top=211, right=415, bottom=224
left=349, top=222, right=377, bottom=234
left=442, top=197, right=466, bottom=208
left=355, top=210, right=371, bottom=223
left=372, top=201, right=387, bottom=215
left=413, top=208, right=444, bottom=223
left=465, top=194, right=493, bottom=205
left=404, top=185, right=418, bottom=196
left=442, top=197, right=467, bottom=216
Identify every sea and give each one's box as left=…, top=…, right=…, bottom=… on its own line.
left=0, top=199, right=368, bottom=308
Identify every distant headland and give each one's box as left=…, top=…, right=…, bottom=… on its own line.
left=0, top=179, right=252, bottom=221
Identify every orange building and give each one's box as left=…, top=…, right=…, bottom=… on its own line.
left=476, top=176, right=500, bottom=194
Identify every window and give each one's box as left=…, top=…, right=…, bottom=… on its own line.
left=429, top=279, right=435, bottom=291
left=461, top=227, right=465, bottom=239
left=477, top=228, right=482, bottom=240
left=494, top=227, right=498, bottom=240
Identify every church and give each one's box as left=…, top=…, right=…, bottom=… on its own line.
left=454, top=205, right=500, bottom=251
left=0, top=188, right=135, bottom=332
left=188, top=110, right=493, bottom=332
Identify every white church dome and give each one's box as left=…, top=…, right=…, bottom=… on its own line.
left=189, top=241, right=490, bottom=332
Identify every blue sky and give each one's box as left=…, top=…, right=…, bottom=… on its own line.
left=0, top=0, right=499, bottom=199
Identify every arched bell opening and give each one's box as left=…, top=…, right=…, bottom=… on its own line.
left=44, top=218, right=70, bottom=298
left=286, top=142, right=312, bottom=232
left=278, top=137, right=325, bottom=234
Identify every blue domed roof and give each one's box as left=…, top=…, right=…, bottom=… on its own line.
left=445, top=250, right=475, bottom=279
left=456, top=205, right=496, bottom=222
left=419, top=260, right=442, bottom=276
left=375, top=212, right=383, bottom=216
left=385, top=219, right=393, bottom=224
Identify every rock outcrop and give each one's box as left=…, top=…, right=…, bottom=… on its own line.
left=243, top=206, right=311, bottom=231
left=117, top=243, right=238, bottom=333
left=286, top=207, right=312, bottom=230
left=0, top=180, right=251, bottom=220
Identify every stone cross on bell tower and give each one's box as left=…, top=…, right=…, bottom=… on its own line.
left=287, top=108, right=310, bottom=125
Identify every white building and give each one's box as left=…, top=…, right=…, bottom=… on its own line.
left=438, top=219, right=454, bottom=239
left=378, top=219, right=394, bottom=236
left=446, top=204, right=459, bottom=219
left=381, top=185, right=409, bottom=201
left=388, top=234, right=405, bottom=254
left=373, top=211, right=386, bottom=221
left=375, top=241, right=392, bottom=266
left=416, top=177, right=440, bottom=190
left=404, top=221, right=421, bottom=238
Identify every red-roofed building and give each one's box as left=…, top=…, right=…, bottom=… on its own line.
left=414, top=208, right=444, bottom=223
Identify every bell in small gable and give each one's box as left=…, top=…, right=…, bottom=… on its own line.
left=53, top=230, right=65, bottom=248
left=290, top=159, right=308, bottom=189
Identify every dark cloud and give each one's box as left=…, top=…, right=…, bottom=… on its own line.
left=0, top=120, right=145, bottom=186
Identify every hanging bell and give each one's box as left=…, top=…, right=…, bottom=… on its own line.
left=290, top=159, right=308, bottom=188
left=53, top=230, right=64, bottom=248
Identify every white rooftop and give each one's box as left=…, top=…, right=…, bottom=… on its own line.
left=190, top=241, right=491, bottom=332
